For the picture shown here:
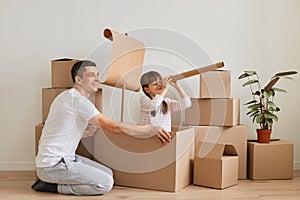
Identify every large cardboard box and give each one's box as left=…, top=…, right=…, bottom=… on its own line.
left=185, top=98, right=240, bottom=126
left=193, top=126, right=247, bottom=179
left=194, top=142, right=238, bottom=189
left=51, top=58, right=79, bottom=88
left=42, top=88, right=102, bottom=122
left=200, top=70, right=231, bottom=98
left=35, top=123, right=94, bottom=160
left=247, top=140, right=293, bottom=180
left=94, top=127, right=195, bottom=192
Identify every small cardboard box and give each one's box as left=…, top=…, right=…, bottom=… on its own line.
left=42, top=88, right=102, bottom=123
left=193, top=125, right=247, bottom=179
left=51, top=58, right=79, bottom=88
left=247, top=140, right=293, bottom=180
left=94, top=127, right=195, bottom=192
left=200, top=70, right=231, bottom=98
left=194, top=142, right=238, bottom=189
left=185, top=98, right=240, bottom=126
left=35, top=123, right=94, bottom=160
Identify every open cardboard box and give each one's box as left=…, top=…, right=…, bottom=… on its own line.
left=193, top=126, right=247, bottom=179
left=94, top=126, right=195, bottom=192
left=200, top=70, right=231, bottom=98
left=185, top=98, right=240, bottom=127
left=194, top=142, right=238, bottom=189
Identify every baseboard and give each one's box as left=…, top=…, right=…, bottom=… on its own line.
left=294, top=161, right=300, bottom=170
left=0, top=162, right=35, bottom=171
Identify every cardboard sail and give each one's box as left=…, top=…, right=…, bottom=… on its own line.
left=102, top=29, right=145, bottom=92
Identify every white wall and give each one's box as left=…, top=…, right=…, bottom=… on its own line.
left=0, top=0, right=299, bottom=170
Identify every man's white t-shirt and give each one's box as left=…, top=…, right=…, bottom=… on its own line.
left=35, top=88, right=99, bottom=168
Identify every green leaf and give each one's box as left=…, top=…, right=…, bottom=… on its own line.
left=247, top=104, right=261, bottom=109
left=266, top=118, right=273, bottom=129
left=238, top=71, right=257, bottom=79
left=244, top=100, right=258, bottom=105
left=283, top=76, right=294, bottom=80
left=273, top=71, right=298, bottom=78
left=253, top=91, right=260, bottom=96
left=263, top=91, right=270, bottom=99
left=267, top=101, right=277, bottom=109
left=249, top=111, right=260, bottom=118
left=242, top=79, right=258, bottom=87
left=272, top=87, right=287, bottom=93
left=265, top=112, right=278, bottom=121
left=247, top=108, right=259, bottom=115
left=245, top=71, right=257, bottom=76
left=269, top=107, right=280, bottom=112
left=264, top=77, right=279, bottom=92
left=256, top=114, right=264, bottom=123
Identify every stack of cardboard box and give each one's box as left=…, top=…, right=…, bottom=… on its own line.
left=34, top=58, right=103, bottom=165
left=185, top=70, right=247, bottom=189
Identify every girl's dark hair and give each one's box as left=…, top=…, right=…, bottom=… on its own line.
left=140, top=71, right=168, bottom=116
left=71, top=60, right=96, bottom=83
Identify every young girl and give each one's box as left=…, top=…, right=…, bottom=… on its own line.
left=140, top=71, right=191, bottom=132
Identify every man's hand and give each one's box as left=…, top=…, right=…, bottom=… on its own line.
left=156, top=128, right=172, bottom=145
left=148, top=126, right=172, bottom=145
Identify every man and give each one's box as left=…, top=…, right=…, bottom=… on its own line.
left=32, top=60, right=171, bottom=195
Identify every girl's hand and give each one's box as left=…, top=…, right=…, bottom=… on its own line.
left=169, top=78, right=180, bottom=89
left=160, top=76, right=172, bottom=88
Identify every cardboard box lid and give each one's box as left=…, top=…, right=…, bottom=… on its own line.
left=195, top=142, right=238, bottom=160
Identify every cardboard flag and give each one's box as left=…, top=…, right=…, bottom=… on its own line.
left=102, top=28, right=145, bottom=92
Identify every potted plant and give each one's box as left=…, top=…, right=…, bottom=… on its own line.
left=238, top=70, right=297, bottom=143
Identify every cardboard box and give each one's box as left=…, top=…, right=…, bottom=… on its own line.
left=94, top=127, right=195, bottom=192
left=51, top=58, right=79, bottom=88
left=42, top=88, right=102, bottom=122
left=247, top=140, right=293, bottom=180
left=185, top=98, right=240, bottom=126
left=35, top=123, right=94, bottom=160
left=194, top=142, right=238, bottom=189
left=200, top=70, right=231, bottom=98
left=193, top=126, right=247, bottom=179
left=42, top=88, right=67, bottom=122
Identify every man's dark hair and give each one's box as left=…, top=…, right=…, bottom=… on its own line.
left=71, top=60, right=96, bottom=83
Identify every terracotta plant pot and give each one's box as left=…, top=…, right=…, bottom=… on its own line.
left=256, top=129, right=272, bottom=143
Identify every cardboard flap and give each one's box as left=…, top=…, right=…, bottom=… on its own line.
left=101, top=28, right=145, bottom=92
left=223, top=144, right=238, bottom=156
left=196, top=142, right=238, bottom=159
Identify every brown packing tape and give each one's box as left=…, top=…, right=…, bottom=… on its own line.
left=102, top=28, right=145, bottom=92
left=171, top=62, right=224, bottom=81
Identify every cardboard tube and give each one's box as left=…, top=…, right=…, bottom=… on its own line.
left=171, top=62, right=224, bottom=81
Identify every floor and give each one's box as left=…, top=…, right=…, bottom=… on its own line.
left=0, top=170, right=299, bottom=200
